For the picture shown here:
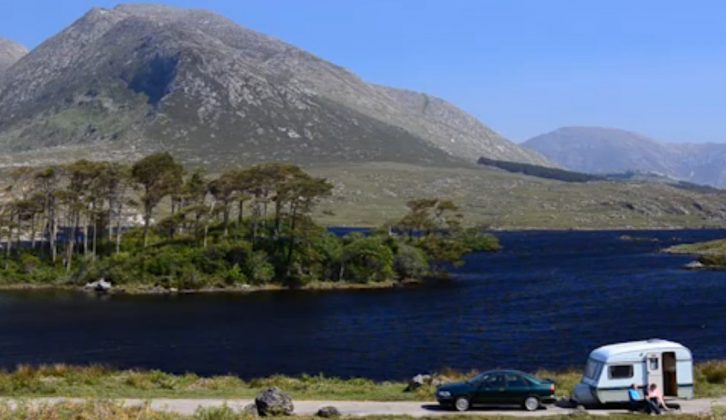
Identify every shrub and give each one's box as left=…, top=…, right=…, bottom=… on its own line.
left=341, top=236, right=394, bottom=283
left=19, top=253, right=42, bottom=274
left=461, top=229, right=501, bottom=252
left=699, top=360, right=726, bottom=384
left=246, top=251, right=274, bottom=284
left=225, top=264, right=247, bottom=285
left=393, top=244, right=429, bottom=280
left=415, top=235, right=470, bottom=267
left=699, top=254, right=726, bottom=268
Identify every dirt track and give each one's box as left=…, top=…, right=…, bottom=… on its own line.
left=3, top=397, right=725, bottom=417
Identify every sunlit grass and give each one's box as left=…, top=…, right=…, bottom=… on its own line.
left=0, top=362, right=723, bottom=401
left=0, top=364, right=417, bottom=401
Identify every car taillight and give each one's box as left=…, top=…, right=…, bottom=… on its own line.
left=550, top=383, right=556, bottom=394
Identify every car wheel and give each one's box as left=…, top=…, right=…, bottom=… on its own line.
left=454, top=396, right=471, bottom=412
left=523, top=396, right=540, bottom=411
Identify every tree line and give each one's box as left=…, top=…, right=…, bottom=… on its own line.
left=0, top=153, right=499, bottom=290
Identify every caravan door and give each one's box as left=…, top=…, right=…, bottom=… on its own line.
left=646, top=353, right=664, bottom=392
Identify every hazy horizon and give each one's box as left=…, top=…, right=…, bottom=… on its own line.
left=3, top=0, right=726, bottom=144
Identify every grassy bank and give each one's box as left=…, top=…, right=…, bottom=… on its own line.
left=0, top=401, right=724, bottom=420
left=664, top=238, right=726, bottom=268
left=1, top=363, right=724, bottom=401
left=0, top=279, right=410, bottom=296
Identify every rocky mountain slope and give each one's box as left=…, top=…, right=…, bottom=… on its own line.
left=0, top=4, right=548, bottom=167
left=523, top=127, right=726, bottom=187
left=0, top=38, right=27, bottom=75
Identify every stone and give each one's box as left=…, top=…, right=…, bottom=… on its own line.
left=315, top=406, right=341, bottom=418
left=255, top=387, right=294, bottom=416
left=84, top=278, right=112, bottom=293
left=405, top=373, right=432, bottom=391
left=684, top=260, right=705, bottom=270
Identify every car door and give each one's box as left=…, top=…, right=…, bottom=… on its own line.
left=473, top=373, right=508, bottom=405
left=505, top=373, right=531, bottom=404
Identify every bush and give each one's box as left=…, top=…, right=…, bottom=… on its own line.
left=246, top=251, right=274, bottom=284
left=225, top=264, right=247, bottom=285
left=699, top=254, right=726, bottom=268
left=699, top=360, right=726, bottom=384
left=462, top=229, right=501, bottom=252
left=342, top=236, right=394, bottom=283
left=415, top=235, right=470, bottom=267
left=394, top=244, right=429, bottom=280
left=19, top=253, right=42, bottom=274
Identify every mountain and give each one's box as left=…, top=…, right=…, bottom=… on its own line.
left=0, top=4, right=549, bottom=167
left=523, top=126, right=726, bottom=187
left=0, top=38, right=27, bottom=75
left=523, top=127, right=678, bottom=175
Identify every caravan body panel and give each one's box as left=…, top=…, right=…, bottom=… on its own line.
left=573, top=339, right=694, bottom=405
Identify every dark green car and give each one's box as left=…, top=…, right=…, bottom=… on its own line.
left=436, top=369, right=556, bottom=412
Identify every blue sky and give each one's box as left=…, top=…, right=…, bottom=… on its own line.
left=2, top=0, right=726, bottom=143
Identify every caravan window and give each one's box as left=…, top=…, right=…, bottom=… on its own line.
left=608, top=365, right=634, bottom=379
left=584, top=359, right=603, bottom=380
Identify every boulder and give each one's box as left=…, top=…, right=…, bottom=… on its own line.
left=316, top=406, right=341, bottom=418
left=242, top=403, right=259, bottom=417
left=255, top=387, right=294, bottom=416
left=84, top=278, right=112, bottom=293
left=684, top=260, right=705, bottom=270
left=405, top=373, right=432, bottom=391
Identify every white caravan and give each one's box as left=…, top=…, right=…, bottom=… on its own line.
left=573, top=339, right=694, bottom=405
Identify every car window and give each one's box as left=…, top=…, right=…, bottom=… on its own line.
left=505, top=373, right=530, bottom=387
left=481, top=373, right=506, bottom=387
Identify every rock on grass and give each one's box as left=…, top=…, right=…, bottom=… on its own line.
left=255, top=387, right=294, bottom=416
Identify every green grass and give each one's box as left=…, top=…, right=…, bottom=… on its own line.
left=306, top=162, right=726, bottom=229
left=695, top=361, right=726, bottom=398
left=664, top=239, right=726, bottom=268
left=665, top=239, right=726, bottom=255
left=0, top=365, right=423, bottom=401
left=0, top=363, right=723, bottom=401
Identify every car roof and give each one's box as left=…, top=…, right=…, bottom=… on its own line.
left=482, top=369, right=533, bottom=376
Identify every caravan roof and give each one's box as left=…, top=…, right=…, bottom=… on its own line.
left=589, top=339, right=691, bottom=362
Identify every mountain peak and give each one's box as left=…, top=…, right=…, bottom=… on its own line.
left=523, top=126, right=726, bottom=187
left=0, top=4, right=550, bottom=167
left=0, top=38, right=28, bottom=74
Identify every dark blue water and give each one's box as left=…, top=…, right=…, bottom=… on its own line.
left=0, top=230, right=724, bottom=380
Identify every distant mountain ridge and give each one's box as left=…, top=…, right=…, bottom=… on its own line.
left=0, top=38, right=27, bottom=75
left=0, top=4, right=549, bottom=167
left=523, top=126, right=726, bottom=187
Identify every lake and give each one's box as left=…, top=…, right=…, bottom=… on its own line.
left=0, top=230, right=724, bottom=380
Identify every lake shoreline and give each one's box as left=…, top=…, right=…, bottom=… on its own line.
left=0, top=278, right=428, bottom=296
left=663, top=237, right=726, bottom=270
